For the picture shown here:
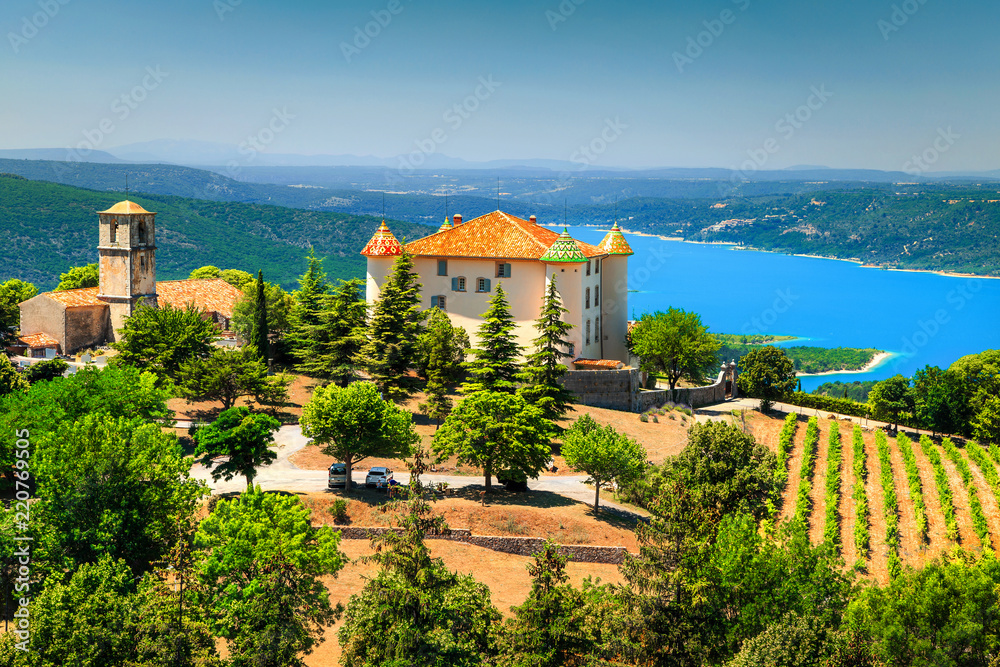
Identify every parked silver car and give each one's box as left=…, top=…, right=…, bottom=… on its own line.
left=365, top=466, right=392, bottom=489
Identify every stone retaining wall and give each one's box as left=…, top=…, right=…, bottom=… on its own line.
left=561, top=368, right=641, bottom=412
left=337, top=526, right=630, bottom=564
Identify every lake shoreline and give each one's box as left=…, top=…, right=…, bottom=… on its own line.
left=795, top=351, right=893, bottom=378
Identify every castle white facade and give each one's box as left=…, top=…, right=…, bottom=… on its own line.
left=361, top=210, right=634, bottom=366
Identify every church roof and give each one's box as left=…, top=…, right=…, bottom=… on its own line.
left=17, top=332, right=60, bottom=349
left=45, top=287, right=104, bottom=308
left=99, top=200, right=153, bottom=215
left=540, top=228, right=588, bottom=263
left=37, top=279, right=242, bottom=317
left=402, top=210, right=603, bottom=260
left=360, top=221, right=404, bottom=257
left=599, top=222, right=634, bottom=256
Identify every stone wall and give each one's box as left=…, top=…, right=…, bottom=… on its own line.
left=561, top=367, right=640, bottom=411
left=337, top=526, right=630, bottom=564
left=65, top=305, right=111, bottom=354
left=19, top=295, right=68, bottom=353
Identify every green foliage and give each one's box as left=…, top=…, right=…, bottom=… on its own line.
left=794, top=417, right=820, bottom=521
left=178, top=346, right=274, bottom=410
left=249, top=270, right=269, bottom=361
left=0, top=278, right=38, bottom=341
left=296, top=278, right=368, bottom=386
left=897, top=433, right=928, bottom=542
left=973, top=395, right=1000, bottom=447
left=433, top=390, right=552, bottom=492
left=784, top=391, right=870, bottom=418
left=876, top=430, right=901, bottom=559
left=415, top=306, right=469, bottom=383
left=942, top=437, right=989, bottom=547
left=823, top=423, right=843, bottom=551
left=300, top=381, right=419, bottom=488
left=32, top=414, right=206, bottom=577
left=628, top=306, right=720, bottom=391
left=0, top=353, right=29, bottom=397
left=720, top=342, right=881, bottom=374
left=462, top=283, right=523, bottom=395
left=813, top=379, right=878, bottom=402
left=912, top=365, right=964, bottom=436
left=286, top=248, right=330, bottom=360
left=919, top=435, right=959, bottom=542
left=356, top=251, right=425, bottom=401
left=418, top=307, right=465, bottom=424
left=219, top=268, right=255, bottom=290
left=231, top=277, right=294, bottom=341
left=21, top=357, right=68, bottom=383
left=561, top=414, right=647, bottom=512
left=517, top=274, right=576, bottom=424
left=54, top=262, right=98, bottom=291
left=967, top=443, right=1000, bottom=526
left=852, top=425, right=870, bottom=567
left=737, top=345, right=797, bottom=412
left=868, top=374, right=914, bottom=428
left=774, top=412, right=799, bottom=490
left=189, top=265, right=221, bottom=280
left=725, top=612, right=840, bottom=667
left=194, top=406, right=281, bottom=489
left=844, top=554, right=1000, bottom=666
left=111, top=301, right=217, bottom=381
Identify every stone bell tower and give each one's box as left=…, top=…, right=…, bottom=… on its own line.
left=97, top=200, right=158, bottom=339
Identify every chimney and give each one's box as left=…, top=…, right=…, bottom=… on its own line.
left=529, top=215, right=537, bottom=224
left=453, top=214, right=462, bottom=225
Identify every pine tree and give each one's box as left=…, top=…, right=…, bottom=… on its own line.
left=248, top=269, right=269, bottom=362
left=297, top=279, right=367, bottom=386
left=356, top=251, right=424, bottom=401
left=462, top=283, right=522, bottom=395
left=287, top=248, right=329, bottom=363
left=518, top=274, right=576, bottom=425
left=419, top=308, right=458, bottom=427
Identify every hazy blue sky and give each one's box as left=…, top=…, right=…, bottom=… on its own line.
left=1, top=0, right=996, bottom=170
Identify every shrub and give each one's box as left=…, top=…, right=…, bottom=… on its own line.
left=794, top=417, right=820, bottom=520
left=330, top=498, right=350, bottom=525
left=896, top=433, right=928, bottom=542
left=639, top=413, right=649, bottom=423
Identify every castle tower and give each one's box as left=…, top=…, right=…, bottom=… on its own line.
left=361, top=220, right=403, bottom=305
left=97, top=200, right=158, bottom=339
left=598, top=222, right=634, bottom=364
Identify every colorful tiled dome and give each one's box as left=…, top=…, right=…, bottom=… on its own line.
left=361, top=221, right=403, bottom=257
left=540, top=228, right=587, bottom=263
left=438, top=216, right=453, bottom=232
left=599, top=222, right=634, bottom=255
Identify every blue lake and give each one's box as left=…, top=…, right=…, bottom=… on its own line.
left=559, top=225, right=1000, bottom=392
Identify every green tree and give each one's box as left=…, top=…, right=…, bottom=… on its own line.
left=22, top=358, right=69, bottom=383
left=868, top=374, right=913, bottom=428
left=972, top=395, right=1000, bottom=446
left=433, top=390, right=552, bottom=492
left=219, top=268, right=255, bottom=290
left=232, top=279, right=294, bottom=341
left=338, top=451, right=500, bottom=666
left=462, top=283, right=522, bottom=395
left=418, top=307, right=465, bottom=425
left=189, top=265, right=221, bottom=280
left=518, top=274, right=576, bottom=425
left=248, top=270, right=269, bottom=362
left=0, top=278, right=38, bottom=343
left=112, top=302, right=217, bottom=381
left=0, top=353, right=28, bottom=397
left=54, top=262, right=99, bottom=291
left=495, top=541, right=590, bottom=667
left=286, top=248, right=330, bottom=362
left=177, top=346, right=271, bottom=410
left=628, top=307, right=721, bottom=393
left=912, top=365, right=963, bottom=436
left=562, top=414, right=647, bottom=512
left=415, top=307, right=469, bottom=383
left=737, top=345, right=798, bottom=412
left=296, top=278, right=368, bottom=386
left=300, top=381, right=419, bottom=491
left=356, top=251, right=424, bottom=401
left=194, top=406, right=280, bottom=489
left=194, top=489, right=345, bottom=659
left=32, top=414, right=206, bottom=577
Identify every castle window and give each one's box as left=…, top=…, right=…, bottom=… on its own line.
left=451, top=276, right=467, bottom=292
left=140, top=255, right=146, bottom=271
left=496, top=262, right=511, bottom=278
left=568, top=343, right=575, bottom=358
left=137, top=221, right=147, bottom=244
left=586, top=320, right=591, bottom=346
left=110, top=222, right=118, bottom=243
left=595, top=259, right=600, bottom=274
left=586, top=260, right=592, bottom=276
left=476, top=277, right=491, bottom=293
left=595, top=286, right=599, bottom=307
left=585, top=288, right=591, bottom=309
left=431, top=295, right=446, bottom=311
left=595, top=316, right=600, bottom=340
left=438, top=260, right=448, bottom=276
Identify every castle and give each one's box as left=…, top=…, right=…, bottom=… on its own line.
left=16, top=200, right=242, bottom=356
left=361, top=210, right=634, bottom=367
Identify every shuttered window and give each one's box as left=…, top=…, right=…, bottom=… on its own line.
left=431, top=295, right=446, bottom=311
left=495, top=262, right=511, bottom=278
left=438, top=260, right=448, bottom=276
left=477, top=277, right=491, bottom=293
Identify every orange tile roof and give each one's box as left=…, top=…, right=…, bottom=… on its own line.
left=573, top=358, right=625, bottom=370
left=45, top=286, right=104, bottom=307
left=17, top=333, right=60, bottom=348
left=156, top=279, right=243, bottom=318
left=402, top=210, right=604, bottom=260
left=99, top=200, right=153, bottom=215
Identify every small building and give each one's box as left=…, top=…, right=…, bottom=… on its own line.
left=17, top=200, right=242, bottom=354
left=8, top=332, right=61, bottom=358
left=361, top=210, right=634, bottom=366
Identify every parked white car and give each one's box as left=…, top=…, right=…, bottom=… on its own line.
left=365, top=466, right=392, bottom=489
left=327, top=463, right=348, bottom=489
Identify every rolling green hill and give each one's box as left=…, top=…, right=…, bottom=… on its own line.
left=0, top=174, right=431, bottom=291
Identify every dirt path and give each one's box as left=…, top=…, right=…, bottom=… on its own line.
left=888, top=436, right=923, bottom=566
left=808, top=422, right=830, bottom=544
left=910, top=436, right=951, bottom=564
left=781, top=420, right=811, bottom=522
left=838, top=422, right=857, bottom=567
left=965, top=447, right=1000, bottom=552
left=937, top=447, right=982, bottom=551
left=865, top=430, right=890, bottom=583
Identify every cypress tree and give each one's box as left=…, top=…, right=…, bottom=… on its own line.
left=248, top=269, right=269, bottom=362
left=462, top=283, right=522, bottom=395
left=357, top=251, right=424, bottom=401
left=518, top=274, right=576, bottom=425
left=297, top=279, right=367, bottom=386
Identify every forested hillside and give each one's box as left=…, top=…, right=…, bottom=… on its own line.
left=0, top=174, right=431, bottom=290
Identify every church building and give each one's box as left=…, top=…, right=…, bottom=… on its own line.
left=17, top=200, right=242, bottom=355
left=361, top=210, right=633, bottom=367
